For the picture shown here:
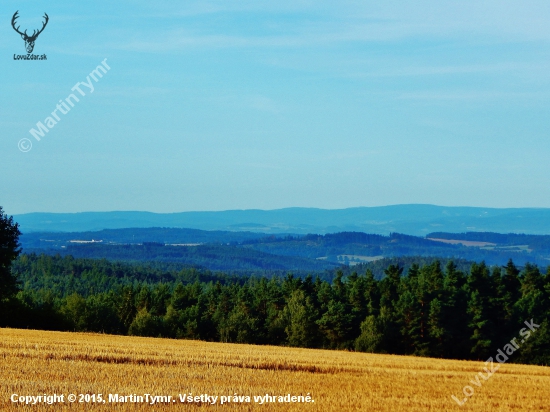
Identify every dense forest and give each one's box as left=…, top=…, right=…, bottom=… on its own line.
left=2, top=253, right=550, bottom=365
left=27, top=243, right=338, bottom=273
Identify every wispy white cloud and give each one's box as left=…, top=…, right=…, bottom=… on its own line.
left=396, top=90, right=549, bottom=101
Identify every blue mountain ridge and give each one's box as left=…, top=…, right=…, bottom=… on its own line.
left=14, top=204, right=550, bottom=236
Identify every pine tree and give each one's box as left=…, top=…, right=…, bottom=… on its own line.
left=0, top=207, right=21, bottom=304
left=467, top=262, right=496, bottom=359
left=491, top=261, right=520, bottom=342
left=346, top=271, right=368, bottom=340
left=380, top=264, right=402, bottom=312
left=396, top=285, right=424, bottom=355
left=364, top=269, right=380, bottom=317
left=442, top=261, right=469, bottom=358
left=468, top=289, right=493, bottom=359
left=316, top=299, right=353, bottom=349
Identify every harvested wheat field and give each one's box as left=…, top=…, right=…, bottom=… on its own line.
left=1, top=328, right=549, bottom=411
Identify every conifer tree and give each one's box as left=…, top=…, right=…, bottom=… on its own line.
left=0, top=207, right=21, bottom=303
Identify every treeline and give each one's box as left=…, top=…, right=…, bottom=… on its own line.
left=241, top=232, right=550, bottom=267
left=243, top=232, right=453, bottom=259
left=11, top=253, right=247, bottom=296
left=428, top=231, right=550, bottom=250
left=3, top=254, right=550, bottom=365
left=26, top=243, right=337, bottom=273
left=19, top=227, right=267, bottom=249
left=340, top=256, right=477, bottom=279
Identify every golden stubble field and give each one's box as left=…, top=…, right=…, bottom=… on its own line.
left=0, top=328, right=549, bottom=411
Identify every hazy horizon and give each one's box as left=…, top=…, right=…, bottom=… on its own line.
left=11, top=203, right=550, bottom=216
left=12, top=204, right=550, bottom=236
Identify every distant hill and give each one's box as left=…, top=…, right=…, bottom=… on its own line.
left=19, top=227, right=269, bottom=249
left=426, top=231, right=550, bottom=249
left=21, top=228, right=550, bottom=270
left=14, top=205, right=550, bottom=235
left=24, top=243, right=338, bottom=273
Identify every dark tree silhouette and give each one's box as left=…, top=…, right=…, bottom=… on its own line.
left=0, top=206, right=21, bottom=302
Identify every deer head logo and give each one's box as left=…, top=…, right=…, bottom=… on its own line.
left=11, top=11, right=49, bottom=54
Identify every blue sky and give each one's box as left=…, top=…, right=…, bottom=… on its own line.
left=2, top=1, right=550, bottom=214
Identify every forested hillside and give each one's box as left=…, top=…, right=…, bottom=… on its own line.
left=242, top=232, right=550, bottom=266
left=4, top=253, right=550, bottom=365
left=428, top=231, right=550, bottom=251
left=23, top=243, right=338, bottom=273
left=20, top=229, right=550, bottom=269
left=19, top=227, right=268, bottom=249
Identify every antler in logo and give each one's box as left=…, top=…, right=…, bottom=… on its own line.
left=11, top=11, right=49, bottom=53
